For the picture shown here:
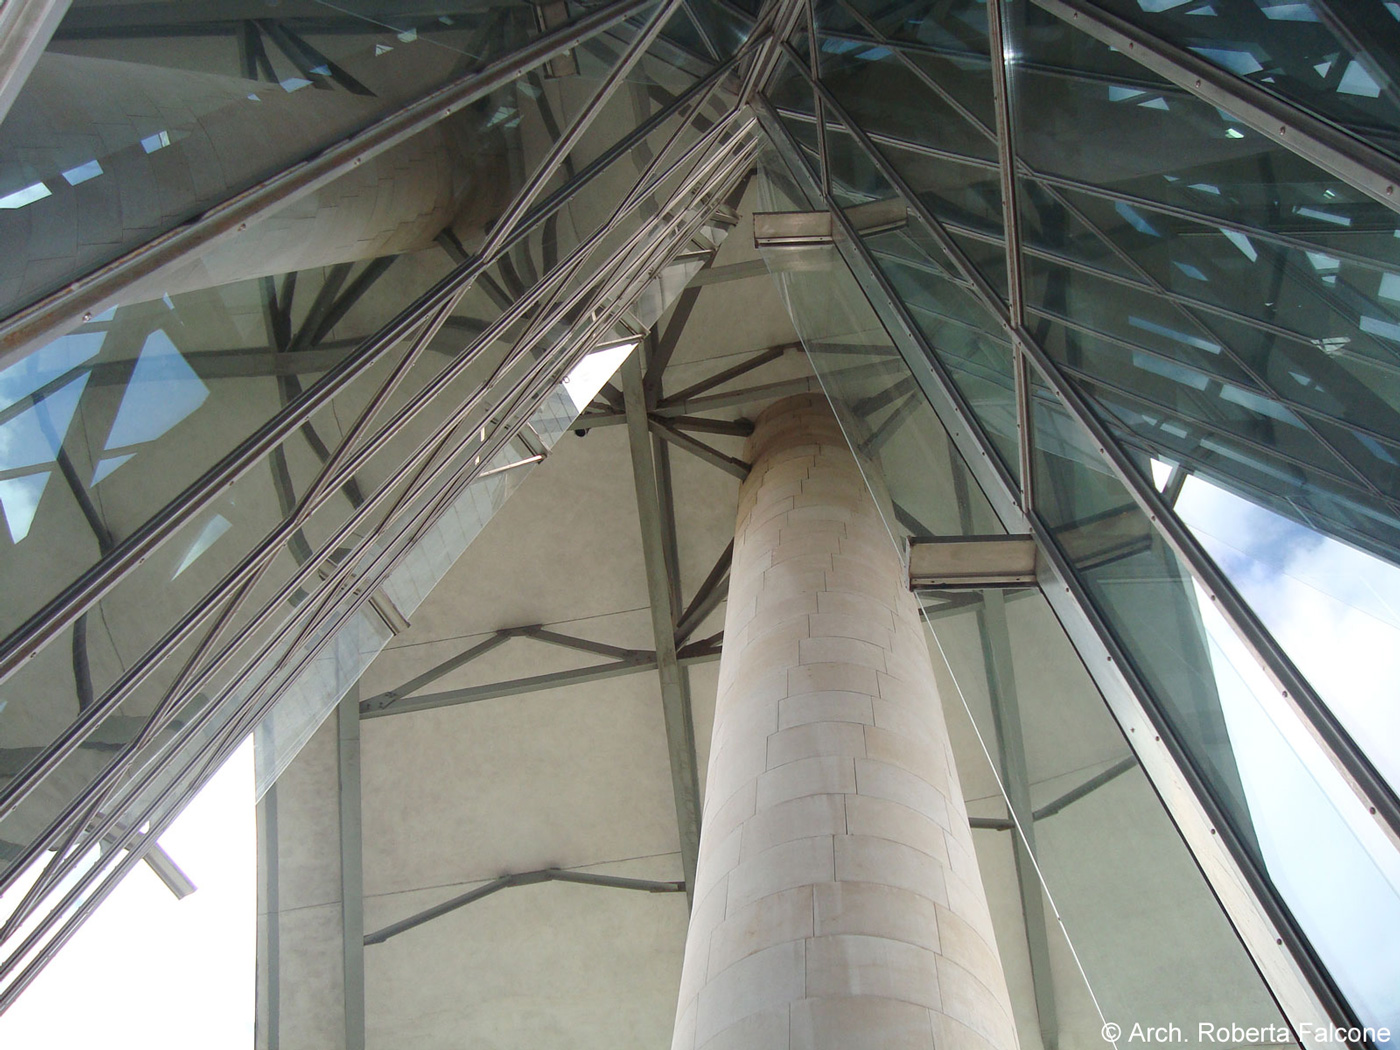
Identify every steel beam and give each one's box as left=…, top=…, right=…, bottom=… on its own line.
left=520, top=625, right=652, bottom=663
left=358, top=630, right=723, bottom=724
left=476, top=0, right=688, bottom=259
left=360, top=631, right=518, bottom=711
left=0, top=0, right=653, bottom=366
left=666, top=415, right=755, bottom=437
left=578, top=373, right=829, bottom=427
left=622, top=349, right=704, bottom=904
left=259, top=785, right=281, bottom=1048
left=980, top=589, right=1059, bottom=1050
left=0, top=102, right=749, bottom=821
left=650, top=417, right=751, bottom=480
left=1034, top=756, right=1137, bottom=822
left=676, top=540, right=733, bottom=644
left=338, top=686, right=365, bottom=1050
left=660, top=343, right=798, bottom=404
left=0, top=124, right=755, bottom=930
left=0, top=92, right=757, bottom=1003
left=1031, top=0, right=1400, bottom=215
left=363, top=868, right=686, bottom=946
left=0, top=11, right=713, bottom=701
left=788, top=56, right=1400, bottom=852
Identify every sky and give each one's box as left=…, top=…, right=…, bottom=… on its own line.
left=1172, top=472, right=1400, bottom=793
left=1165, top=469, right=1400, bottom=1039
left=0, top=742, right=255, bottom=1049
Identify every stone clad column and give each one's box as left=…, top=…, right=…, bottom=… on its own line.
left=671, top=394, right=1019, bottom=1050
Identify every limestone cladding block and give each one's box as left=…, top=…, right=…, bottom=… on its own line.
left=671, top=395, right=1018, bottom=1050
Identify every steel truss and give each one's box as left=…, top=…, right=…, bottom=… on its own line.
left=0, top=79, right=745, bottom=865
left=8, top=0, right=1396, bottom=1032
left=0, top=130, right=760, bottom=1007
left=0, top=0, right=776, bottom=998
left=363, top=868, right=687, bottom=947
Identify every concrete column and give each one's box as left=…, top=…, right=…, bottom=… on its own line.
left=671, top=394, right=1019, bottom=1050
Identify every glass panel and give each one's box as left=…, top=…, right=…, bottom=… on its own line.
left=932, top=585, right=1297, bottom=1049
left=1172, top=473, right=1400, bottom=793
left=757, top=145, right=1301, bottom=1049
left=849, top=197, right=1022, bottom=477
left=0, top=0, right=555, bottom=318
left=814, top=28, right=1000, bottom=167
left=1090, top=0, right=1400, bottom=164
left=0, top=81, right=729, bottom=896
left=1030, top=369, right=1400, bottom=1039
left=1007, top=0, right=1400, bottom=549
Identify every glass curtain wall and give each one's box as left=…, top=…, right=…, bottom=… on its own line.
left=755, top=0, right=1400, bottom=1043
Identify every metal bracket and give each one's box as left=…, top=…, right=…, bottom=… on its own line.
left=908, top=535, right=1037, bottom=588
left=753, top=198, right=907, bottom=247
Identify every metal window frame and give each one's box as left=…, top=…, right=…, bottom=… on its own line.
left=0, top=110, right=760, bottom=925
left=1031, top=0, right=1400, bottom=216
left=0, top=0, right=656, bottom=369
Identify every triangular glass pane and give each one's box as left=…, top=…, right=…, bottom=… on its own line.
left=817, top=31, right=997, bottom=164
left=104, top=330, right=209, bottom=450
left=0, top=471, right=51, bottom=543
left=788, top=28, right=812, bottom=67
left=0, top=331, right=103, bottom=413
left=0, top=373, right=90, bottom=472
left=172, top=514, right=233, bottom=578
left=90, top=454, right=135, bottom=486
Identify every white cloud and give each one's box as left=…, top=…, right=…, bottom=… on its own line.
left=1174, top=476, right=1400, bottom=789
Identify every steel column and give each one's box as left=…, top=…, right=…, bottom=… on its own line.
left=338, top=685, right=365, bottom=1050
left=622, top=350, right=703, bottom=903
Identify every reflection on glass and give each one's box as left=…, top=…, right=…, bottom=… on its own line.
left=1006, top=0, right=1400, bottom=589
left=1090, top=0, right=1400, bottom=164
left=1031, top=369, right=1400, bottom=1040
left=0, top=37, right=732, bottom=928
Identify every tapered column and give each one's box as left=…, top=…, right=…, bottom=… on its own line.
left=671, top=394, right=1019, bottom=1050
